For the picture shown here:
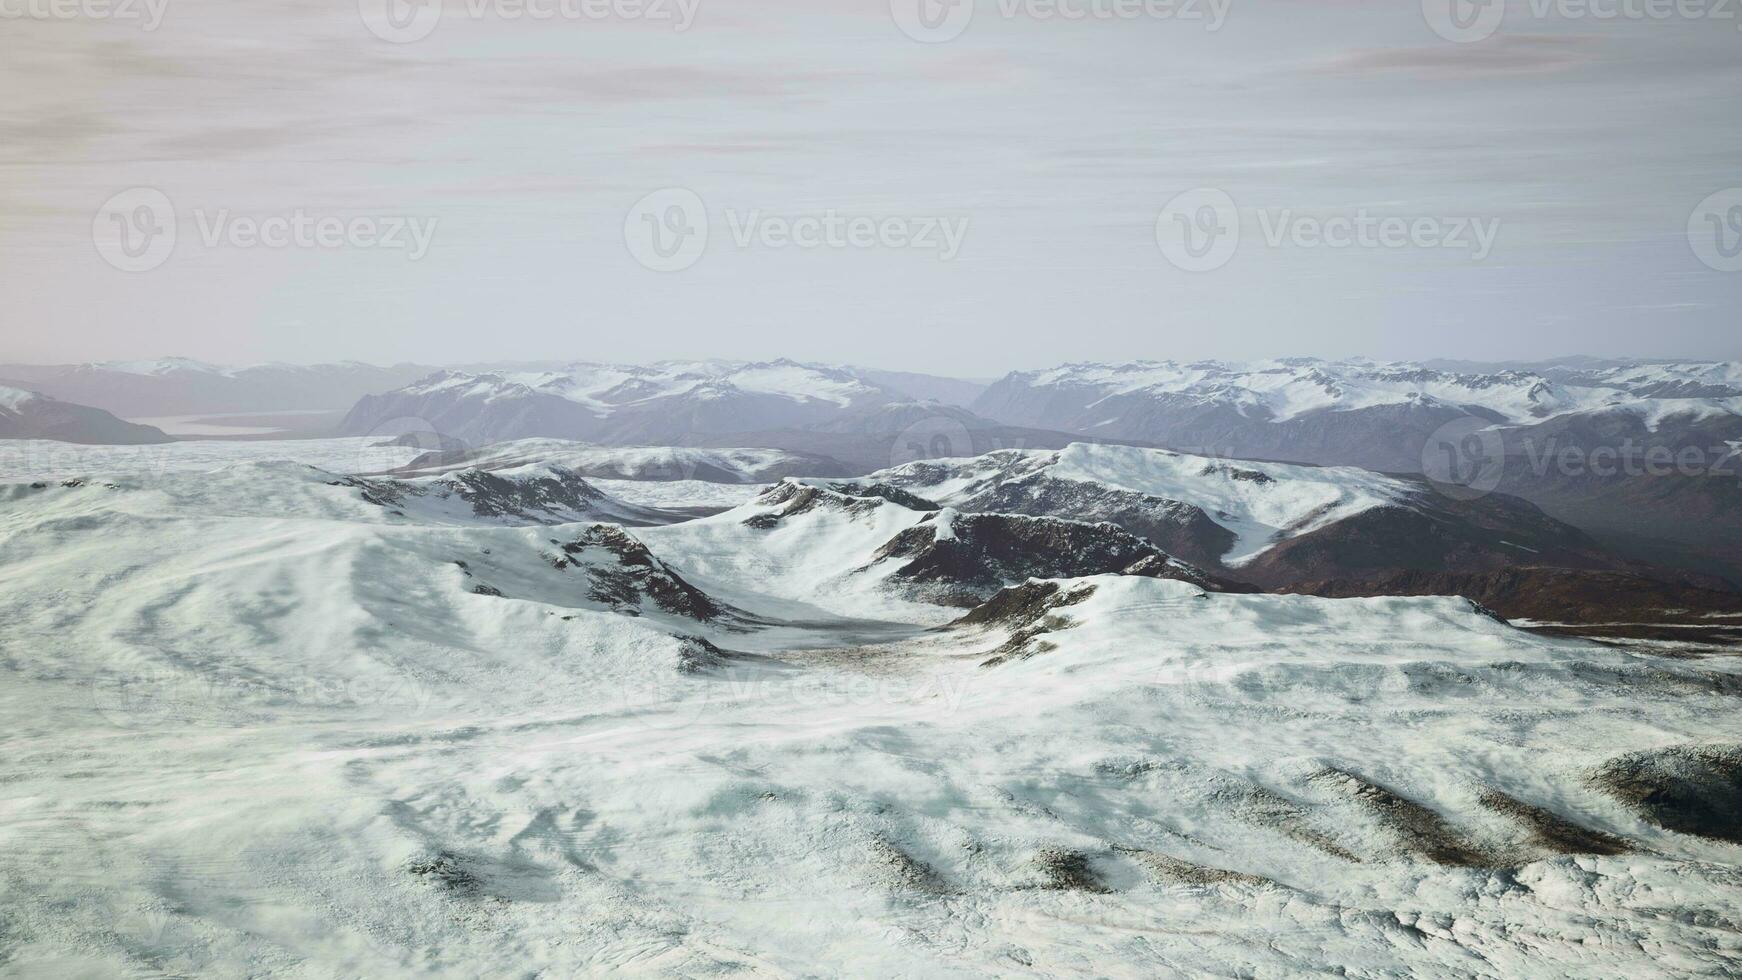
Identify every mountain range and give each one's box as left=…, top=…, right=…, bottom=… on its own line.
left=4, top=438, right=1738, bottom=974
left=7, top=354, right=1740, bottom=583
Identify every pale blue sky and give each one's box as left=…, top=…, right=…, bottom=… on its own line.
left=1, top=0, right=1738, bottom=370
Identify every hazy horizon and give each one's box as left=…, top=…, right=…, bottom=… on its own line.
left=4, top=350, right=1739, bottom=377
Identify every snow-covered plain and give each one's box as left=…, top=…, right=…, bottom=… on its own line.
left=1, top=445, right=1740, bottom=976
left=0, top=436, right=425, bottom=483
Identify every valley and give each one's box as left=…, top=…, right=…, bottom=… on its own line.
left=1, top=436, right=1738, bottom=975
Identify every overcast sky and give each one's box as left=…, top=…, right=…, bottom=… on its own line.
left=2, top=0, right=1739, bottom=371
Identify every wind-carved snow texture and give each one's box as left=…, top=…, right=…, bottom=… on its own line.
left=0, top=443, right=1739, bottom=976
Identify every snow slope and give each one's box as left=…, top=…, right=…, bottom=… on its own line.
left=0, top=385, right=172, bottom=445
left=1, top=460, right=1739, bottom=976
left=0, top=436, right=424, bottom=483
left=640, top=481, right=948, bottom=623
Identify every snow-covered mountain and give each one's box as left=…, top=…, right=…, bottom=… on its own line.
left=853, top=443, right=1742, bottom=622
left=975, top=360, right=1735, bottom=436
left=341, top=363, right=1098, bottom=472
left=0, top=359, right=436, bottom=417
left=639, top=478, right=1227, bottom=621
left=341, top=463, right=701, bottom=527
left=970, top=359, right=1742, bottom=584
left=3, top=457, right=1739, bottom=975
left=972, top=358, right=1742, bottom=470
left=386, top=438, right=854, bottom=483
left=0, top=385, right=171, bottom=444
left=340, top=360, right=901, bottom=443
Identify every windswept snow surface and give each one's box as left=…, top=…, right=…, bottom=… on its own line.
left=868, top=442, right=1413, bottom=564
left=2, top=462, right=1740, bottom=976
left=0, top=436, right=425, bottom=483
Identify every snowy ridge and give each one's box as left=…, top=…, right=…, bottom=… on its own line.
left=867, top=442, right=1415, bottom=565
left=982, top=357, right=1742, bottom=428
left=392, top=358, right=891, bottom=416
left=1, top=458, right=1740, bottom=974
left=641, top=479, right=950, bottom=623
left=391, top=438, right=845, bottom=484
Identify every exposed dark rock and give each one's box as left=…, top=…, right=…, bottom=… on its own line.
left=952, top=580, right=1099, bottom=630
left=872, top=512, right=1229, bottom=606
left=408, top=852, right=483, bottom=895
left=1285, top=567, right=1742, bottom=626
left=1209, top=783, right=1361, bottom=863
left=1476, top=789, right=1631, bottom=856
left=1590, top=744, right=1742, bottom=844
left=342, top=467, right=681, bottom=526
left=950, top=475, right=1236, bottom=570
left=870, top=837, right=951, bottom=894
left=1117, top=848, right=1273, bottom=887
left=1033, top=849, right=1110, bottom=893
left=1310, top=768, right=1497, bottom=867
left=824, top=481, right=940, bottom=512
left=741, top=482, right=887, bottom=527
left=675, top=635, right=731, bottom=673
left=561, top=526, right=722, bottom=621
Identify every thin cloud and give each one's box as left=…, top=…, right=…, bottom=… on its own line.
left=1312, top=35, right=1601, bottom=77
